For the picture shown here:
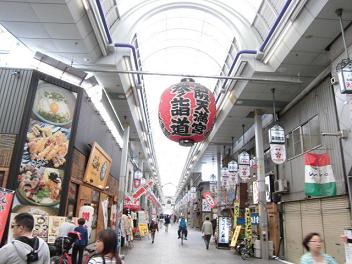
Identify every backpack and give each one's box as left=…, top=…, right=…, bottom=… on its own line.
left=26, top=237, right=39, bottom=264
left=179, top=218, right=186, bottom=229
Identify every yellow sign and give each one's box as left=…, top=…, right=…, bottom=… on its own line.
left=233, top=201, right=239, bottom=227
left=230, top=225, right=241, bottom=247
left=138, top=223, right=149, bottom=237
left=83, top=142, right=112, bottom=189
left=245, top=208, right=252, bottom=248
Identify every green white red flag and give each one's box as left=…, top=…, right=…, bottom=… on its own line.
left=304, top=153, right=336, bottom=197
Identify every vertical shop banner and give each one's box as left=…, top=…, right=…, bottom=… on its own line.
left=233, top=201, right=239, bottom=227
left=203, top=191, right=216, bottom=209
left=110, top=204, right=117, bottom=230
left=304, top=153, right=336, bottom=197
left=230, top=225, right=241, bottom=247
left=101, top=198, right=109, bottom=229
left=245, top=208, right=252, bottom=248
left=0, top=189, right=14, bottom=242
left=12, top=79, right=81, bottom=216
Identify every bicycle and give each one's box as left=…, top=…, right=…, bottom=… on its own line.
left=50, top=232, right=79, bottom=264
left=180, top=229, right=187, bottom=245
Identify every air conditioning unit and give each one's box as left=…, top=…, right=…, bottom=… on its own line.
left=274, top=179, right=289, bottom=193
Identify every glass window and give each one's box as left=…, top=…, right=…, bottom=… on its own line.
left=309, top=115, right=321, bottom=148
left=302, top=122, right=311, bottom=152
left=292, top=127, right=302, bottom=156
left=286, top=133, right=293, bottom=159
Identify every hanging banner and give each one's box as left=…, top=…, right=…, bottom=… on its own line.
left=245, top=208, right=252, bottom=248
left=268, top=124, right=285, bottom=144
left=101, top=198, right=109, bottom=229
left=233, top=201, right=239, bottom=227
left=146, top=190, right=161, bottom=208
left=270, top=144, right=286, bottom=164
left=0, top=189, right=14, bottom=242
left=132, top=180, right=154, bottom=200
left=110, top=204, right=117, bottom=230
left=304, top=153, right=336, bottom=197
left=238, top=151, right=250, bottom=165
left=203, top=191, right=216, bottom=209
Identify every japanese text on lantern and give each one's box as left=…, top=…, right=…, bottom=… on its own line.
left=192, top=88, right=209, bottom=134
left=170, top=84, right=191, bottom=135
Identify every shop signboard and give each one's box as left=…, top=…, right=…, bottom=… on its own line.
left=138, top=223, right=148, bottom=237
left=83, top=142, right=112, bottom=190
left=0, top=189, right=14, bottom=242
left=10, top=75, right=82, bottom=216
left=218, top=216, right=231, bottom=248
left=238, top=164, right=250, bottom=179
left=202, top=199, right=211, bottom=212
left=268, top=124, right=285, bottom=144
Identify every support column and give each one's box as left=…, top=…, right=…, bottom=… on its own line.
left=116, top=126, right=130, bottom=254
left=254, top=110, right=269, bottom=260
left=217, top=153, right=222, bottom=211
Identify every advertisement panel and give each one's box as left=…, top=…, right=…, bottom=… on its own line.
left=11, top=77, right=81, bottom=216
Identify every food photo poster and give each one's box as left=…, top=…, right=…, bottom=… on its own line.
left=12, top=79, right=78, bottom=216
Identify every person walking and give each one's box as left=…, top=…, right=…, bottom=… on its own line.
left=72, top=218, right=88, bottom=264
left=58, top=215, right=76, bottom=237
left=202, top=217, right=213, bottom=250
left=164, top=215, right=170, bottom=232
left=0, top=212, right=50, bottom=264
left=300, top=232, right=337, bottom=264
left=87, top=229, right=122, bottom=264
left=148, top=218, right=159, bottom=244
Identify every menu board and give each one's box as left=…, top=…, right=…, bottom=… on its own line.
left=48, top=216, right=66, bottom=243
left=12, top=80, right=78, bottom=215
left=83, top=142, right=112, bottom=189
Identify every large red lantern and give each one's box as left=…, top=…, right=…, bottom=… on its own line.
left=158, top=78, right=216, bottom=146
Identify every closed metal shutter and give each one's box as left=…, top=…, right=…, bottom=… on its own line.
left=284, top=196, right=350, bottom=263
left=321, top=196, right=351, bottom=264
left=284, top=202, right=303, bottom=263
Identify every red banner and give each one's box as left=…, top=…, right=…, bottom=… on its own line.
left=203, top=191, right=216, bottom=209
left=0, top=189, right=14, bottom=242
left=132, top=180, right=154, bottom=200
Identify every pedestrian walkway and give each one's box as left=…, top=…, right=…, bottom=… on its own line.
left=123, top=224, right=278, bottom=264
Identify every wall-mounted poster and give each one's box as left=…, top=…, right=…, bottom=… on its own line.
left=11, top=77, right=81, bottom=216
left=83, top=142, right=112, bottom=189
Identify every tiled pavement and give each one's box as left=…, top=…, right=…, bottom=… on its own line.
left=123, top=223, right=279, bottom=264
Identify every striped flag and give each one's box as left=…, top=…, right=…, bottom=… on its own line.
left=304, top=153, right=336, bottom=197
